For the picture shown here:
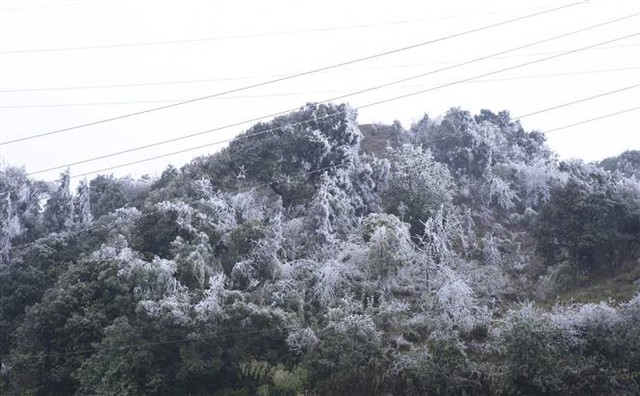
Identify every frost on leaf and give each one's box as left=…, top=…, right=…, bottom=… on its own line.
left=195, top=273, right=227, bottom=318
left=421, top=206, right=464, bottom=265
left=511, top=160, right=564, bottom=208
left=155, top=200, right=198, bottom=235
left=482, top=234, right=502, bottom=266
left=137, top=289, right=193, bottom=326
left=382, top=144, right=453, bottom=236
left=484, top=171, right=516, bottom=210
left=93, top=238, right=178, bottom=300
left=73, top=179, right=93, bottom=225
left=363, top=213, right=413, bottom=279
left=0, top=194, right=21, bottom=264
left=171, top=233, right=220, bottom=289
left=313, top=253, right=363, bottom=307
left=286, top=327, right=319, bottom=354
left=433, top=267, right=484, bottom=330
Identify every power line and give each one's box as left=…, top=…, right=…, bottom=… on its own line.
left=0, top=6, right=556, bottom=54
left=17, top=17, right=639, bottom=178
left=73, top=97, right=639, bottom=182
left=355, top=34, right=638, bottom=111
left=460, top=66, right=638, bottom=84
left=2, top=67, right=637, bottom=109
left=0, top=1, right=587, bottom=147
left=2, top=43, right=635, bottom=94
left=514, top=85, right=639, bottom=119
left=1, top=22, right=634, bottom=186
left=543, top=107, right=639, bottom=134
left=8, top=10, right=630, bottom=199
left=55, top=33, right=639, bottom=181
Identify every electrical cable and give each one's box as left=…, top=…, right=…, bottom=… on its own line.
left=0, top=5, right=563, bottom=54
left=543, top=106, right=639, bottom=133
left=513, top=85, right=638, bottom=119
left=355, top=34, right=639, bottom=112
left=2, top=67, right=636, bottom=109
left=1, top=43, right=635, bottom=94
left=57, top=33, right=638, bottom=181
left=0, top=1, right=588, bottom=146
left=21, top=18, right=639, bottom=177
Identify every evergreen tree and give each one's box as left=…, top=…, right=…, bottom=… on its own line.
left=43, top=170, right=73, bottom=233
left=73, top=179, right=92, bottom=225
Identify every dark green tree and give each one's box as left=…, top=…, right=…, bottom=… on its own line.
left=536, top=176, right=640, bottom=273
left=220, top=102, right=361, bottom=206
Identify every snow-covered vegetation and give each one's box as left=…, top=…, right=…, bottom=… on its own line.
left=1, top=103, right=639, bottom=395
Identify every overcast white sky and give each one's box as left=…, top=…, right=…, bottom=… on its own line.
left=0, top=0, right=638, bottom=184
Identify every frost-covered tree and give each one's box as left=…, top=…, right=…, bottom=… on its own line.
left=305, top=172, right=356, bottom=246
left=93, top=236, right=178, bottom=301
left=417, top=108, right=494, bottom=177
left=483, top=168, right=517, bottom=210
left=286, top=328, right=319, bottom=356
left=76, top=317, right=151, bottom=395
left=347, top=154, right=390, bottom=214
left=171, top=233, right=220, bottom=289
left=221, top=102, right=361, bottom=205
left=133, top=200, right=208, bottom=260
left=420, top=206, right=465, bottom=265
left=0, top=168, right=46, bottom=247
left=382, top=145, right=453, bottom=236
left=418, top=108, right=552, bottom=180
left=482, top=233, right=502, bottom=266
left=89, top=174, right=151, bottom=218
left=0, top=167, right=44, bottom=263
left=510, top=159, right=565, bottom=209
left=599, top=149, right=640, bottom=178
left=313, top=252, right=363, bottom=307
left=43, top=170, right=74, bottom=233
left=0, top=194, right=20, bottom=264
left=194, top=273, right=227, bottom=318
left=72, top=179, right=92, bottom=225
left=363, top=213, right=413, bottom=283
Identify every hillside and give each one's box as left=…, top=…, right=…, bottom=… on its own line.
left=358, top=123, right=405, bottom=156
left=0, top=103, right=639, bottom=395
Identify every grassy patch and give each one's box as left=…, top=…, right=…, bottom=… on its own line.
left=541, top=261, right=640, bottom=306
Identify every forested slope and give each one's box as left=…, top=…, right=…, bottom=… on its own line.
left=1, top=103, right=639, bottom=395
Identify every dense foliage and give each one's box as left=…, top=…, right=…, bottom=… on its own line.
left=1, top=103, right=639, bottom=395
